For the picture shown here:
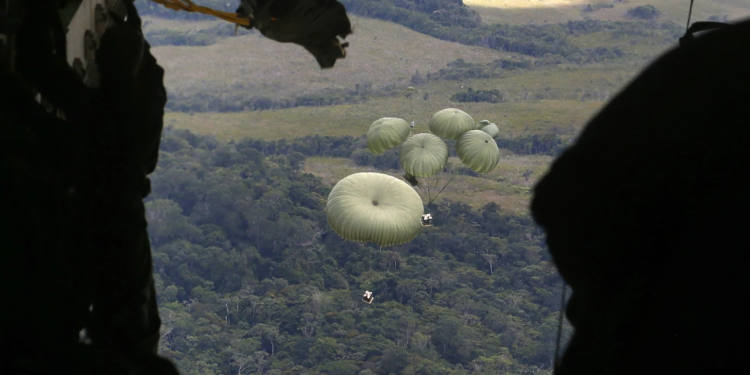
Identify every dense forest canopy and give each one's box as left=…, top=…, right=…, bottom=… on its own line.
left=148, top=128, right=568, bottom=374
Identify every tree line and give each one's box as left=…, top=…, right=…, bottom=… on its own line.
left=210, top=131, right=569, bottom=162
left=166, top=84, right=378, bottom=113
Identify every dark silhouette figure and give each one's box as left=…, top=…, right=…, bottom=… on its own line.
left=1, top=1, right=178, bottom=374
left=235, top=0, right=352, bottom=68
left=532, top=19, right=750, bottom=374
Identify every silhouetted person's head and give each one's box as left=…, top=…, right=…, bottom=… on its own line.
left=96, top=24, right=144, bottom=87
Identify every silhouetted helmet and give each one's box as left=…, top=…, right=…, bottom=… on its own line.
left=96, top=24, right=144, bottom=82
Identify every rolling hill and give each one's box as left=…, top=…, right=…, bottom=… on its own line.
left=148, top=15, right=521, bottom=105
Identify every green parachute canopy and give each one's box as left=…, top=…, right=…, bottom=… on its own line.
left=367, top=117, right=411, bottom=155
left=399, top=133, right=449, bottom=178
left=481, top=123, right=500, bottom=139
left=428, top=108, right=475, bottom=140
left=476, top=120, right=491, bottom=130
left=456, top=130, right=500, bottom=174
left=326, top=172, right=424, bottom=247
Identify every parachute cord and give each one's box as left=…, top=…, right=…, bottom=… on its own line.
left=416, top=180, right=430, bottom=204
left=554, top=281, right=568, bottom=372
left=420, top=173, right=435, bottom=204
left=430, top=167, right=456, bottom=204
left=686, top=0, right=695, bottom=33
left=427, top=177, right=434, bottom=203
left=428, top=172, right=439, bottom=203
left=149, top=0, right=251, bottom=26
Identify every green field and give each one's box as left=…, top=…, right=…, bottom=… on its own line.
left=165, top=95, right=603, bottom=141
left=302, top=153, right=551, bottom=213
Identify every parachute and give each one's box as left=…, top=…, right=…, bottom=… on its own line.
left=326, top=172, right=424, bottom=247
left=477, top=120, right=501, bottom=138
left=399, top=133, right=449, bottom=178
left=366, top=117, right=411, bottom=155
left=481, top=123, right=500, bottom=139
left=428, top=108, right=475, bottom=140
left=398, top=132, right=453, bottom=202
left=364, top=109, right=502, bottom=204
left=408, top=109, right=501, bottom=202
left=326, top=109, right=502, bottom=246
left=456, top=130, right=501, bottom=174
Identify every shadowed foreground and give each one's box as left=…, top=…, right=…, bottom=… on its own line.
left=532, top=19, right=750, bottom=375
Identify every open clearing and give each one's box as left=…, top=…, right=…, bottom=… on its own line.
left=303, top=155, right=553, bottom=213
left=163, top=60, right=646, bottom=142
left=164, top=96, right=603, bottom=142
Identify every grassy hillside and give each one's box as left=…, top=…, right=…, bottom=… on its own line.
left=465, top=0, right=750, bottom=25
left=164, top=93, right=604, bottom=141
left=161, top=57, right=646, bottom=144
left=149, top=15, right=519, bottom=107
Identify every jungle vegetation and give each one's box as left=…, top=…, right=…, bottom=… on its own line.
left=149, top=129, right=567, bottom=375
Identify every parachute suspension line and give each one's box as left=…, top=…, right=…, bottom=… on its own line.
left=415, top=168, right=438, bottom=203
left=149, top=0, right=251, bottom=26
left=421, top=170, right=439, bottom=204
left=413, top=167, right=443, bottom=204
left=430, top=171, right=441, bottom=202
left=685, top=0, right=695, bottom=33
left=438, top=158, right=459, bottom=202
left=422, top=161, right=457, bottom=204
left=430, top=169, right=456, bottom=204
left=554, top=281, right=568, bottom=371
